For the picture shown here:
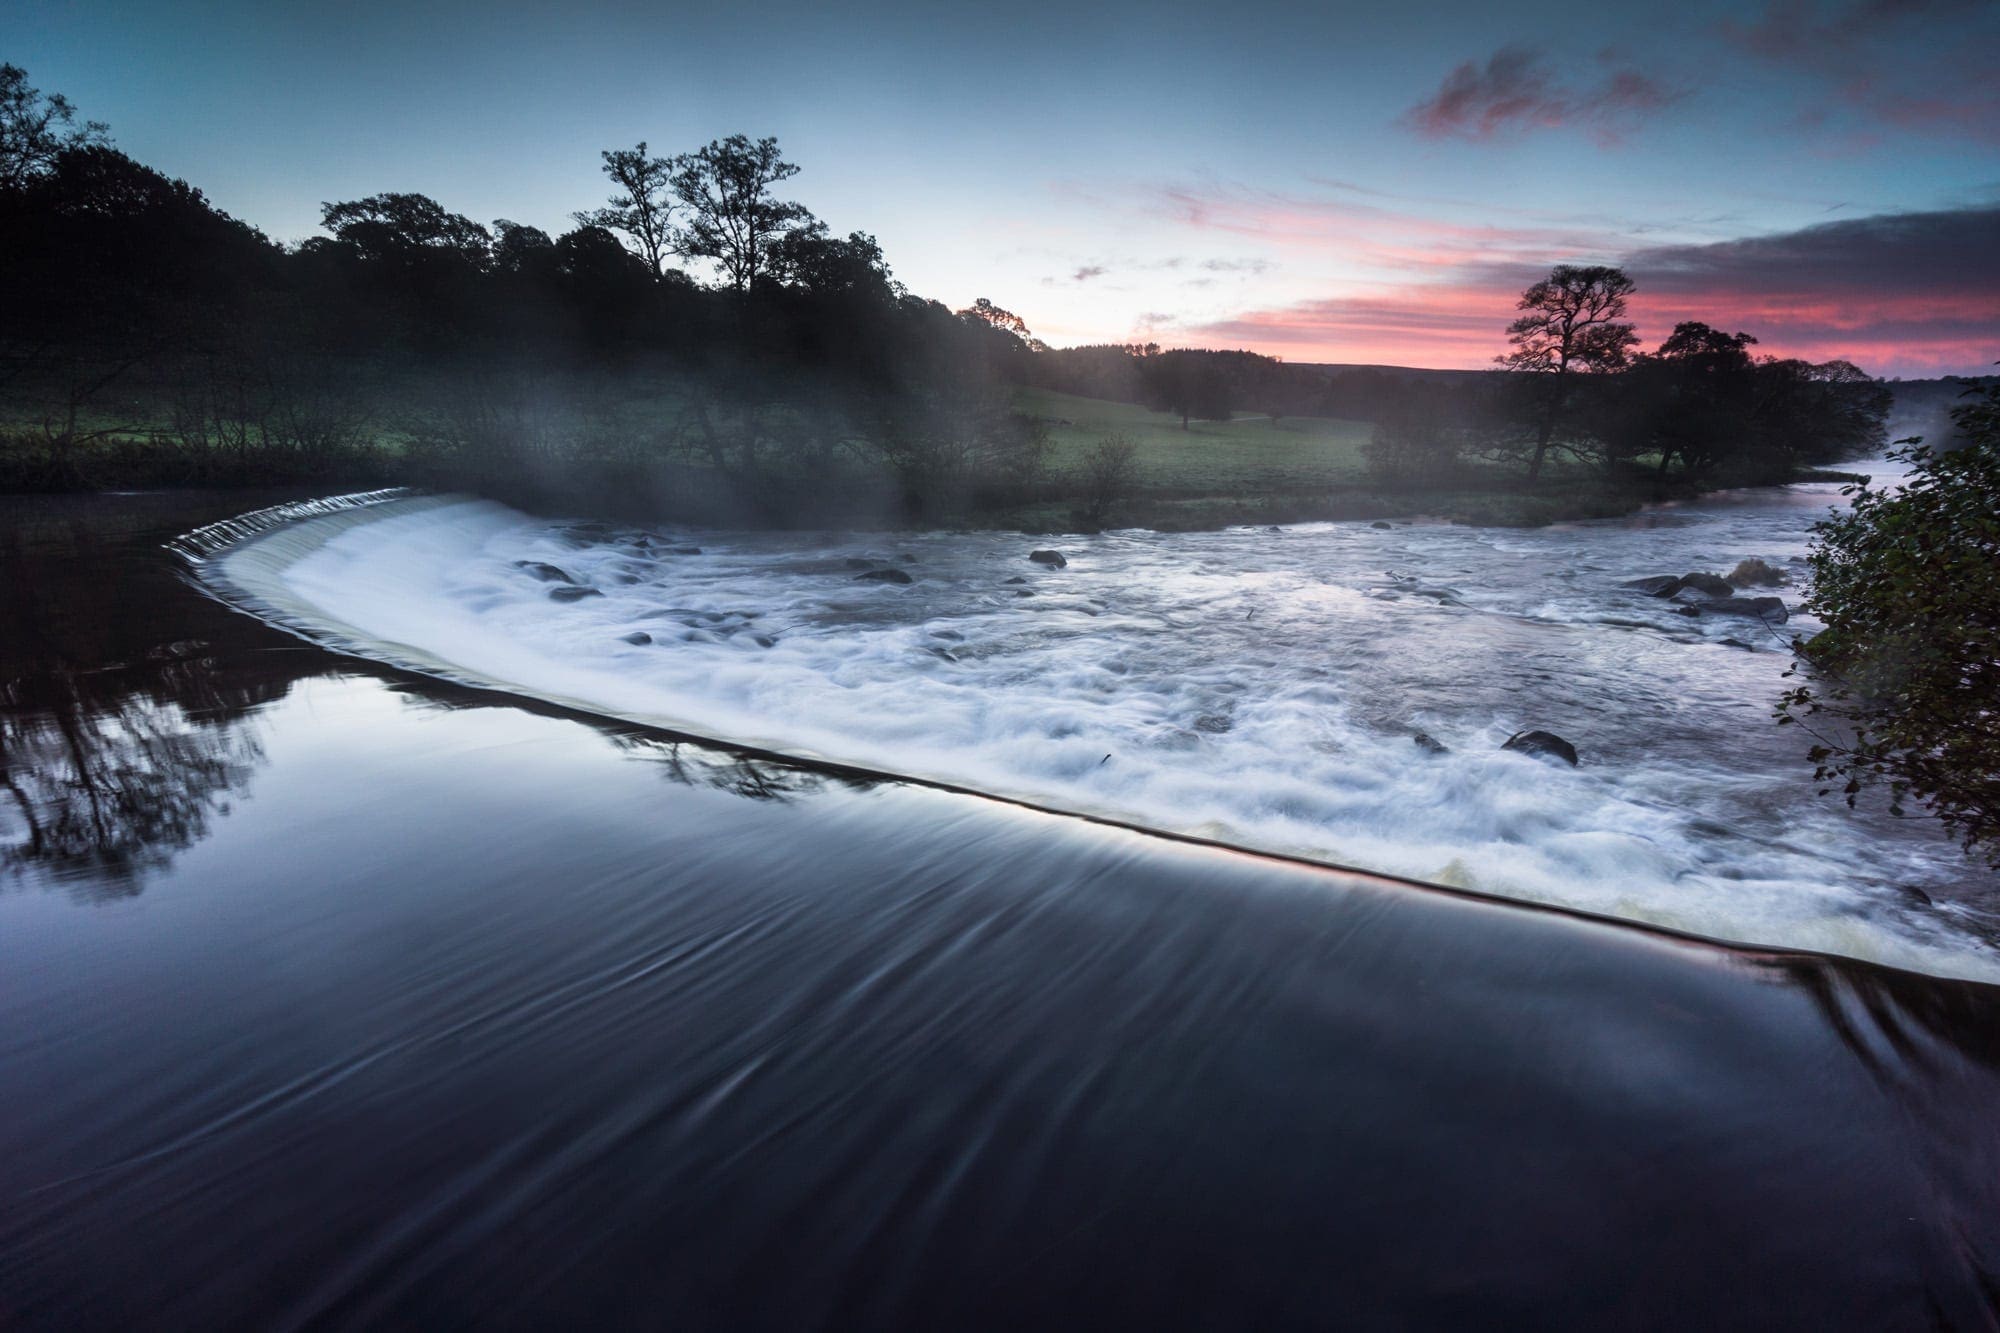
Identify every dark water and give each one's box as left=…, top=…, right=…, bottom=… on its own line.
left=3, top=492, right=1999, bottom=1330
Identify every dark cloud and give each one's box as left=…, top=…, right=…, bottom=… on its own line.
left=1626, top=205, right=1999, bottom=304
left=1071, top=265, right=1108, bottom=282
left=1402, top=46, right=1684, bottom=144
left=1719, top=0, right=2000, bottom=142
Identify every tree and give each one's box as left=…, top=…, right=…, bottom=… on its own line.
left=575, top=142, right=680, bottom=280
left=319, top=193, right=491, bottom=267
left=957, top=297, right=1031, bottom=338
left=769, top=225, right=896, bottom=297
left=1140, top=349, right=1239, bottom=429
left=1078, top=433, right=1138, bottom=523
left=1497, top=264, right=1637, bottom=481
left=1751, top=357, right=1891, bottom=470
left=1610, top=321, right=1760, bottom=478
left=0, top=63, right=108, bottom=194
left=670, top=135, right=811, bottom=291
left=1777, top=375, right=2000, bottom=866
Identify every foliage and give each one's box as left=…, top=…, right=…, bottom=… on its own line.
left=1778, top=377, right=2000, bottom=865
left=1077, top=433, right=1138, bottom=524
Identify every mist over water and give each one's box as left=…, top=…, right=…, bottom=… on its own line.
left=225, top=466, right=1997, bottom=979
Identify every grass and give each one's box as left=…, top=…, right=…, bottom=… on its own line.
left=1019, top=388, right=1374, bottom=496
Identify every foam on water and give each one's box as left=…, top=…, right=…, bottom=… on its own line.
left=205, top=476, right=2000, bottom=979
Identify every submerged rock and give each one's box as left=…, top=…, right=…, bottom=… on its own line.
left=1028, top=549, right=1068, bottom=568
left=515, top=561, right=576, bottom=584
left=1503, top=729, right=1578, bottom=766
left=1004, top=576, right=1029, bottom=585
left=1371, top=520, right=1394, bottom=530
left=1620, top=575, right=1682, bottom=595
left=1412, top=731, right=1449, bottom=755
left=855, top=568, right=913, bottom=584
left=667, top=546, right=703, bottom=556
left=1193, top=714, right=1233, bottom=734
left=620, top=631, right=653, bottom=645
left=548, top=585, right=603, bottom=602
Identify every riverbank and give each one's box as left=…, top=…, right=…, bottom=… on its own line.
left=6, top=489, right=2000, bottom=1327
left=0, top=429, right=1775, bottom=532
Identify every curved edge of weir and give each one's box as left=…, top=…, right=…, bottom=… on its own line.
left=171, top=489, right=2000, bottom=991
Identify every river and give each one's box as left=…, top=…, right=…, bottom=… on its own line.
left=3, top=487, right=1998, bottom=1328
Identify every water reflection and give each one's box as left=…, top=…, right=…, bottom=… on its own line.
left=0, top=494, right=325, bottom=894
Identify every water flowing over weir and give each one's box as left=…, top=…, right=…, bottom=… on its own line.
left=183, top=481, right=2000, bottom=979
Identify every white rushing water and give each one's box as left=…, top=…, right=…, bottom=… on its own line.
left=220, top=468, right=1999, bottom=979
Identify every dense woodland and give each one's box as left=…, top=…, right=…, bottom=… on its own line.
left=0, top=62, right=1976, bottom=527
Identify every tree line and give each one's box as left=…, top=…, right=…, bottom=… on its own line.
left=0, top=64, right=1049, bottom=521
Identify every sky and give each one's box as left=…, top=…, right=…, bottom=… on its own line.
left=11, top=0, right=1999, bottom=376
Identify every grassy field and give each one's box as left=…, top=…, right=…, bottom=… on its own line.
left=1019, top=388, right=1374, bottom=495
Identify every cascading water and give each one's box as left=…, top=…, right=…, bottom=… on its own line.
left=186, top=469, right=2000, bottom=980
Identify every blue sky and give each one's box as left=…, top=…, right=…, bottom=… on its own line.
left=12, top=0, right=1997, bottom=373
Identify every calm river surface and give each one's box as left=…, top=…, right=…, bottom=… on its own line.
left=3, top=489, right=1999, bottom=1329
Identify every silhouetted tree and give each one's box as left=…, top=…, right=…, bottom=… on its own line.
left=0, top=62, right=108, bottom=193
left=320, top=192, right=492, bottom=268
left=576, top=142, right=681, bottom=279
left=1140, top=349, right=1243, bottom=429
left=670, top=135, right=810, bottom=291
left=1496, top=264, right=1637, bottom=481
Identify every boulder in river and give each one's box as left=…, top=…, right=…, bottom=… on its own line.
left=1028, top=549, right=1068, bottom=568
left=1503, top=729, right=1579, bottom=766
left=1620, top=575, right=1682, bottom=595
left=515, top=561, right=576, bottom=584
left=1693, top=596, right=1788, bottom=623
left=1726, top=557, right=1788, bottom=588
left=548, top=585, right=604, bottom=602
left=1638, top=571, right=1734, bottom=599
left=855, top=568, right=913, bottom=584
left=620, top=631, right=652, bottom=645
left=1412, top=731, right=1449, bottom=755
left=1371, top=521, right=1394, bottom=530
left=1677, top=572, right=1735, bottom=598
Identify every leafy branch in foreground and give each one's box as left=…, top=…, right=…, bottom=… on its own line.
left=1777, top=374, right=2000, bottom=864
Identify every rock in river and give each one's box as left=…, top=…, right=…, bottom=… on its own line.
left=1693, top=596, right=1788, bottom=623
left=515, top=561, right=576, bottom=584
left=1028, top=549, right=1068, bottom=568
left=855, top=568, right=914, bottom=584
left=548, top=585, right=603, bottom=602
left=1503, top=729, right=1579, bottom=766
